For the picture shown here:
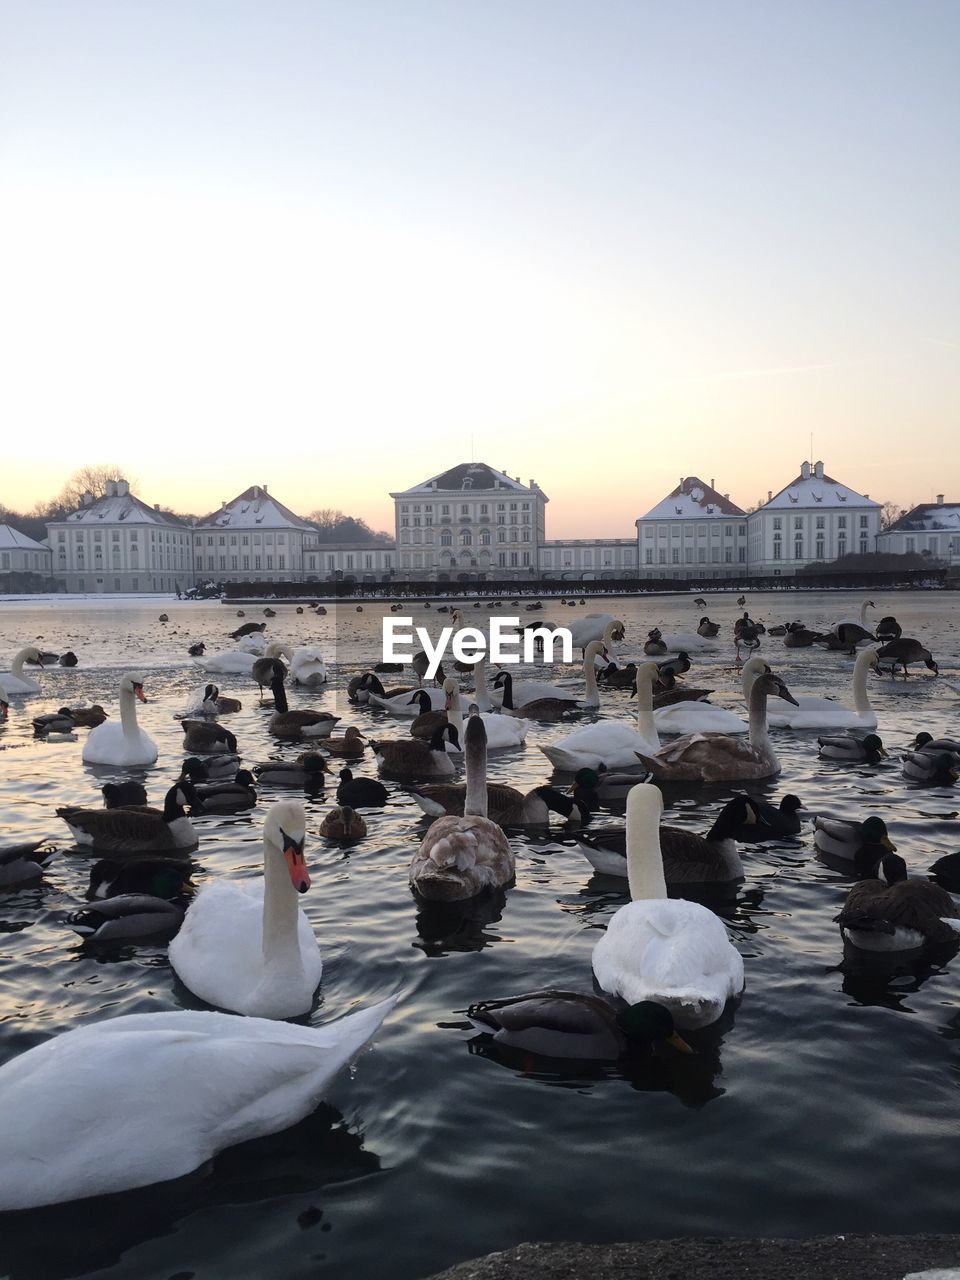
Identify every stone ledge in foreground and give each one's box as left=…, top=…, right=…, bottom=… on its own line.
left=425, top=1235, right=960, bottom=1280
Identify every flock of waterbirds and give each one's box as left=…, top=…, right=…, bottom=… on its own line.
left=0, top=592, right=958, bottom=1212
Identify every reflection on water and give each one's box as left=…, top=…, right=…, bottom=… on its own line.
left=1, top=590, right=960, bottom=1276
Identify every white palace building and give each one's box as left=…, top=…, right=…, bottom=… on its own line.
left=29, top=457, right=921, bottom=592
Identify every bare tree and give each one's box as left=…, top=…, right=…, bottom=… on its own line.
left=881, top=500, right=907, bottom=530
left=308, top=508, right=346, bottom=531
left=45, top=464, right=139, bottom=515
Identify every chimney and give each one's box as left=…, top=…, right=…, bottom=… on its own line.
left=105, top=480, right=117, bottom=498
left=800, top=461, right=811, bottom=480
left=710, top=478, right=715, bottom=489
left=81, top=490, right=94, bottom=507
left=116, top=479, right=129, bottom=497
left=724, top=493, right=730, bottom=501
left=767, top=490, right=772, bottom=502
left=154, top=503, right=160, bottom=511
left=262, top=484, right=268, bottom=494
left=937, top=494, right=945, bottom=505
left=814, top=460, right=824, bottom=479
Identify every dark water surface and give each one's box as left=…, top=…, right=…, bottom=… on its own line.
left=2, top=591, right=960, bottom=1280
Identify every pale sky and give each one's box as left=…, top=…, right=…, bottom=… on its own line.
left=1, top=1, right=957, bottom=537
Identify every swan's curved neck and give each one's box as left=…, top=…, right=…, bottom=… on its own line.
left=11, top=650, right=28, bottom=678
left=473, top=656, right=492, bottom=711
left=626, top=790, right=667, bottom=901
left=582, top=644, right=600, bottom=707
left=853, top=651, right=874, bottom=717
left=464, top=728, right=487, bottom=817
left=635, top=667, right=660, bottom=748
left=262, top=837, right=305, bottom=975
left=859, top=601, right=870, bottom=625
left=119, top=685, right=140, bottom=741
left=447, top=688, right=464, bottom=735
left=747, top=680, right=772, bottom=756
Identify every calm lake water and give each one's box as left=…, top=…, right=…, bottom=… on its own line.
left=1, top=590, right=959, bottom=1280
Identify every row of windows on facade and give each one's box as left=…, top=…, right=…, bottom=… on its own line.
left=1, top=553, right=46, bottom=570
left=769, top=536, right=871, bottom=560
left=770, top=515, right=871, bottom=531
left=646, top=546, right=748, bottom=565
left=399, top=551, right=532, bottom=568
left=59, top=529, right=191, bottom=543
left=401, top=515, right=532, bottom=529
left=399, top=529, right=531, bottom=545
left=643, top=523, right=748, bottom=538
left=400, top=502, right=531, bottom=514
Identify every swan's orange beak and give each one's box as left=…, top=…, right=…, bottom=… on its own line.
left=282, top=832, right=310, bottom=893
left=134, top=685, right=147, bottom=703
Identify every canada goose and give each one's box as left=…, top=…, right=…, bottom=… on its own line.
left=409, top=686, right=452, bottom=739
left=184, top=685, right=242, bottom=717
left=180, top=720, right=238, bottom=755
left=319, top=805, right=367, bottom=840
left=817, top=733, right=887, bottom=764
left=813, top=814, right=895, bottom=862
left=836, top=853, right=960, bottom=952
left=730, top=794, right=803, bottom=841
left=930, top=852, right=960, bottom=891
left=188, top=642, right=207, bottom=657
left=102, top=780, right=148, bottom=808
left=366, top=675, right=456, bottom=714
left=409, top=716, right=515, bottom=901
left=643, top=629, right=668, bottom=657
left=253, top=755, right=330, bottom=787
left=83, top=674, right=157, bottom=767
left=252, top=644, right=294, bottom=691
left=901, top=751, right=960, bottom=785
left=0, top=646, right=48, bottom=696
left=322, top=726, right=367, bottom=758
left=374, top=661, right=405, bottom=673
left=269, top=677, right=340, bottom=739
left=638, top=672, right=797, bottom=783
left=876, top=638, right=939, bottom=676
left=0, top=840, right=57, bottom=888
left=697, top=617, right=720, bottom=638
left=191, top=770, right=257, bottom=813
left=0, top=697, right=8, bottom=722
left=371, top=724, right=459, bottom=778
left=355, top=673, right=417, bottom=705
left=68, top=895, right=185, bottom=942
left=467, top=991, right=690, bottom=1060
left=336, top=768, right=388, bottom=808
left=170, top=798, right=321, bottom=1019
left=876, top=615, right=902, bottom=642
left=409, top=781, right=590, bottom=828
left=493, top=670, right=578, bottom=723
left=57, top=781, right=198, bottom=853
left=591, top=785, right=745, bottom=1029
left=574, top=794, right=751, bottom=885
left=0, top=998, right=393, bottom=1211
left=230, top=621, right=266, bottom=639
left=87, top=857, right=193, bottom=901
left=783, top=622, right=821, bottom=648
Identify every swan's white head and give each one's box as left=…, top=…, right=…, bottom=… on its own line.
left=121, top=672, right=148, bottom=702
left=264, top=799, right=310, bottom=893
left=634, top=661, right=659, bottom=689
left=861, top=648, right=880, bottom=672
left=740, top=656, right=771, bottom=696
left=442, top=676, right=458, bottom=707
left=19, top=646, right=44, bottom=666
left=584, top=640, right=606, bottom=664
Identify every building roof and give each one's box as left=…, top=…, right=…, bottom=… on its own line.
left=197, top=485, right=313, bottom=531
left=883, top=502, right=960, bottom=534
left=761, top=461, right=879, bottom=511
left=393, top=463, right=543, bottom=496
left=638, top=477, right=746, bottom=522
left=0, top=524, right=50, bottom=552
left=54, top=482, right=189, bottom=527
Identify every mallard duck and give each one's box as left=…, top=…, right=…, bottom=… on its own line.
left=0, top=998, right=393, bottom=1211
left=410, top=782, right=589, bottom=828
left=254, top=754, right=330, bottom=787
left=69, top=895, right=185, bottom=942
left=638, top=672, right=797, bottom=783
left=371, top=724, right=459, bottom=778
left=158, top=614, right=169, bottom=623
left=783, top=623, right=821, bottom=648
left=817, top=733, right=887, bottom=764
left=191, top=769, right=257, bottom=813
left=188, top=642, right=207, bottom=656
left=57, top=781, right=198, bottom=853
left=696, top=617, right=720, bottom=638
left=813, top=814, right=895, bottom=862
left=268, top=676, right=340, bottom=740
left=336, top=768, right=388, bottom=808
left=467, top=991, right=690, bottom=1060
left=180, top=720, right=238, bottom=754
left=591, top=784, right=745, bottom=1029
left=322, top=726, right=367, bottom=758
left=901, top=750, right=960, bottom=785
left=876, top=638, right=939, bottom=676
left=575, top=794, right=751, bottom=884
left=319, top=805, right=367, bottom=840
left=58, top=651, right=78, bottom=667
left=643, top=629, right=667, bottom=657
left=0, top=840, right=57, bottom=888
left=598, top=661, right=639, bottom=690
left=912, top=732, right=960, bottom=754
left=836, top=853, right=960, bottom=951
left=181, top=752, right=242, bottom=781
left=169, top=799, right=321, bottom=1018
left=409, top=716, right=515, bottom=901
left=572, top=765, right=650, bottom=805
left=87, top=857, right=193, bottom=900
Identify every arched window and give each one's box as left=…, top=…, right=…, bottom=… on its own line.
left=460, top=531, right=472, bottom=546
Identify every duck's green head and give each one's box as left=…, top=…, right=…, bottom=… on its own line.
left=617, top=1001, right=692, bottom=1052
left=860, top=816, right=895, bottom=850
left=861, top=734, right=887, bottom=759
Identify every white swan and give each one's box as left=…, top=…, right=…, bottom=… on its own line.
left=290, top=645, right=327, bottom=685
left=0, top=997, right=394, bottom=1211
left=540, top=661, right=661, bottom=771
left=591, top=783, right=745, bottom=1029
left=495, top=640, right=604, bottom=708
left=742, top=649, right=879, bottom=729
left=409, top=716, right=515, bottom=900
left=524, top=612, right=616, bottom=652
left=82, top=673, right=158, bottom=767
left=196, top=647, right=259, bottom=674
left=444, top=683, right=529, bottom=749
left=0, top=646, right=47, bottom=696
left=832, top=599, right=874, bottom=635
left=653, top=678, right=749, bottom=735
left=236, top=632, right=268, bottom=655
left=169, top=799, right=323, bottom=1019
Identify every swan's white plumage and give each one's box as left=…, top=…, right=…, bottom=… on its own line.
left=0, top=647, right=45, bottom=696
left=196, top=649, right=258, bottom=674
left=540, top=660, right=660, bottom=771
left=290, top=646, right=327, bottom=685
left=653, top=702, right=748, bottom=734
left=0, top=999, right=394, bottom=1211
left=82, top=673, right=158, bottom=767
left=591, top=785, right=744, bottom=1029
left=744, top=647, right=879, bottom=730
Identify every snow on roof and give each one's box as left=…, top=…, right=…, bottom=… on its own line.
left=197, top=485, right=313, bottom=531
left=884, top=502, right=960, bottom=534
left=59, top=491, right=186, bottom=527
left=0, top=524, right=50, bottom=552
left=394, top=462, right=539, bottom=496
left=761, top=462, right=878, bottom=511
left=638, top=477, right=746, bottom=521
